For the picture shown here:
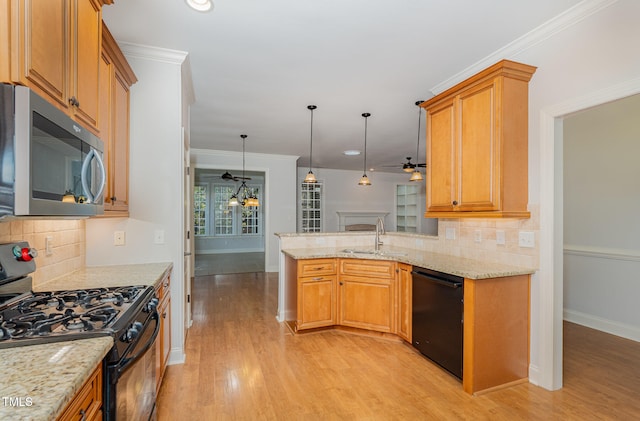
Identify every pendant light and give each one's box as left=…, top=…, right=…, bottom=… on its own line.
left=304, top=105, right=318, bottom=183
left=228, top=134, right=260, bottom=207
left=358, top=113, right=372, bottom=186
left=409, top=101, right=424, bottom=182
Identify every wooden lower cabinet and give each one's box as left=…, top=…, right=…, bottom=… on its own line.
left=297, top=275, right=336, bottom=330
left=155, top=273, right=171, bottom=394
left=56, top=363, right=102, bottom=421
left=338, top=259, right=396, bottom=333
left=396, top=263, right=412, bottom=342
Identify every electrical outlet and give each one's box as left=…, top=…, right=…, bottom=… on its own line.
left=474, top=229, right=482, bottom=243
left=45, top=236, right=53, bottom=256
left=496, top=230, right=506, bottom=245
left=445, top=227, right=456, bottom=240
left=518, top=231, right=535, bottom=248
left=114, top=231, right=126, bottom=246
left=154, top=230, right=165, bottom=245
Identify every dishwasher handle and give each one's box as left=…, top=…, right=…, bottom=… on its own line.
left=412, top=270, right=463, bottom=289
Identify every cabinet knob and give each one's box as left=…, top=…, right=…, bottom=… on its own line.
left=339, top=282, right=343, bottom=286
left=452, top=200, right=458, bottom=206
left=110, top=196, right=117, bottom=202
left=69, top=96, right=80, bottom=107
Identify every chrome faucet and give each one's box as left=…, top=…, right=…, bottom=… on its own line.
left=375, top=217, right=385, bottom=252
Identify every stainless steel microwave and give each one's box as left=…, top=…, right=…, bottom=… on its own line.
left=0, top=83, right=105, bottom=218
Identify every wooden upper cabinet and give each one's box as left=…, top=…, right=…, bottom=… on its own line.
left=70, top=0, right=102, bottom=130
left=1, top=0, right=103, bottom=133
left=423, top=60, right=536, bottom=218
left=100, top=23, right=136, bottom=216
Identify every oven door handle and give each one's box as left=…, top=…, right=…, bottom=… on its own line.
left=116, top=309, right=160, bottom=375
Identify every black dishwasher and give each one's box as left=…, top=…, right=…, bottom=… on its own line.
left=411, top=267, right=463, bottom=379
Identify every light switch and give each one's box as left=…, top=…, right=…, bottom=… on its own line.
left=45, top=236, right=53, bottom=256
left=496, top=230, right=506, bottom=245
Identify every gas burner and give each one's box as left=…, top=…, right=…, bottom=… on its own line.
left=64, top=316, right=93, bottom=332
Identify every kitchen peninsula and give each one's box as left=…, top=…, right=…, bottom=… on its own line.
left=277, top=231, right=536, bottom=394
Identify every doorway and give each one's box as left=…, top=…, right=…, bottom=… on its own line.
left=193, top=168, right=266, bottom=275
left=539, top=79, right=640, bottom=390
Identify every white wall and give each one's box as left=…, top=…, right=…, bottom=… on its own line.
left=191, top=149, right=298, bottom=272
left=563, top=93, right=640, bottom=339
left=85, top=45, right=191, bottom=364
left=296, top=167, right=438, bottom=234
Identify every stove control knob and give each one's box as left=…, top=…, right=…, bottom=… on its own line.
left=12, top=246, right=38, bottom=262
left=125, top=321, right=144, bottom=343
left=145, top=298, right=159, bottom=313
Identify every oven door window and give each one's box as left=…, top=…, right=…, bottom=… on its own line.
left=31, top=112, right=93, bottom=203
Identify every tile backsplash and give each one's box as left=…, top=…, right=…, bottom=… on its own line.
left=0, top=219, right=86, bottom=286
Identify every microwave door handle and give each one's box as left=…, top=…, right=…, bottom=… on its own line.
left=93, top=150, right=106, bottom=202
left=80, top=149, right=106, bottom=203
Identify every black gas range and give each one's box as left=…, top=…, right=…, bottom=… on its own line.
left=0, top=241, right=160, bottom=420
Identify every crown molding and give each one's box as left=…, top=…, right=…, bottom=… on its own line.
left=119, top=42, right=189, bottom=65
left=430, top=0, right=619, bottom=95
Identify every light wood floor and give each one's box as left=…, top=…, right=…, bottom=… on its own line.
left=157, top=272, right=640, bottom=420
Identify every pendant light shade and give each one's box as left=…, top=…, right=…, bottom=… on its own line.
left=228, top=134, right=260, bottom=207
left=358, top=113, right=372, bottom=186
left=304, top=105, right=318, bottom=183
left=409, top=101, right=425, bottom=182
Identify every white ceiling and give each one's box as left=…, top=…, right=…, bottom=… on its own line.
left=103, top=0, right=581, bottom=173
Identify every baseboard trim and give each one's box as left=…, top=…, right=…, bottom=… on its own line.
left=196, top=249, right=265, bottom=255
left=564, top=309, right=640, bottom=342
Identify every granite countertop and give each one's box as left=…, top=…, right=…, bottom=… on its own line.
left=281, top=245, right=535, bottom=279
left=0, top=336, right=113, bottom=421
left=35, top=262, right=173, bottom=292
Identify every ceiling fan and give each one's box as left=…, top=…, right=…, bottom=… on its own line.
left=381, top=157, right=426, bottom=173
left=221, top=171, right=251, bottom=181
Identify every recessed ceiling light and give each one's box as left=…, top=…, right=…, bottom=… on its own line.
left=343, top=150, right=361, bottom=156
left=186, top=0, right=213, bottom=12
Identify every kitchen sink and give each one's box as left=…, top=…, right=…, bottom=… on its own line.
left=341, top=249, right=376, bottom=255
left=340, top=249, right=407, bottom=257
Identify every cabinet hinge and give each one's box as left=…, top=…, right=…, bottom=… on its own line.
left=187, top=294, right=191, bottom=303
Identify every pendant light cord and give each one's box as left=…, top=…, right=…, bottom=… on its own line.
left=362, top=113, right=370, bottom=174
left=416, top=102, right=422, bottom=161
left=309, top=107, right=314, bottom=172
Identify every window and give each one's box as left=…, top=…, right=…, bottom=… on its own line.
left=213, top=185, right=235, bottom=235
left=241, top=186, right=260, bottom=234
left=300, top=182, right=322, bottom=232
left=194, top=185, right=207, bottom=235
left=396, top=184, right=419, bottom=232
left=194, top=183, right=262, bottom=236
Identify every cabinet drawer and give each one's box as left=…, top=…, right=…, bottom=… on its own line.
left=298, top=259, right=336, bottom=277
left=339, top=259, right=395, bottom=279
left=156, top=274, right=171, bottom=300
left=57, top=363, right=102, bottom=421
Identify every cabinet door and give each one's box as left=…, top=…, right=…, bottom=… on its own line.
left=297, top=275, right=336, bottom=330
left=10, top=0, right=69, bottom=107
left=70, top=0, right=101, bottom=130
left=396, top=263, right=412, bottom=342
left=456, top=78, right=501, bottom=211
left=426, top=97, right=456, bottom=212
left=108, top=70, right=130, bottom=212
left=338, top=275, right=393, bottom=333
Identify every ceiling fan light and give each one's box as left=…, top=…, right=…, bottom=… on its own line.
left=358, top=174, right=371, bottom=186
left=304, top=170, right=317, bottom=183
left=409, top=170, right=423, bottom=182
left=228, top=195, right=239, bottom=206
left=402, top=165, right=414, bottom=173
